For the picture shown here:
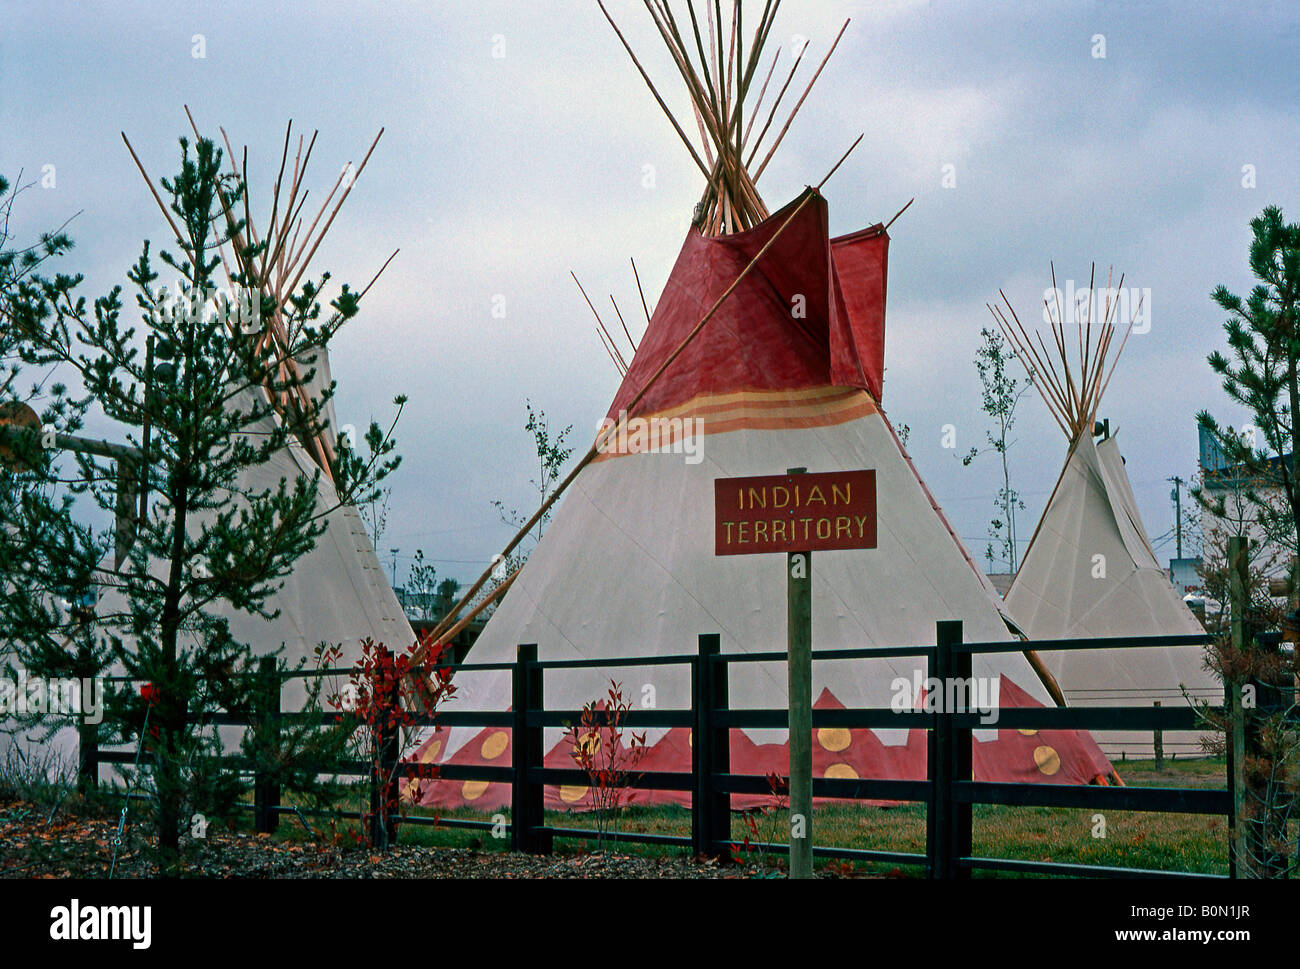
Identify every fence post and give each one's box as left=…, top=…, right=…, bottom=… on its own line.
left=691, top=638, right=708, bottom=857
left=1227, top=535, right=1247, bottom=878
left=929, top=620, right=968, bottom=879
left=925, top=640, right=937, bottom=877
left=930, top=619, right=951, bottom=879
left=77, top=716, right=99, bottom=795
left=254, top=655, right=281, bottom=835
left=512, top=644, right=550, bottom=854
left=946, top=620, right=973, bottom=881
left=693, top=633, right=729, bottom=857
left=76, top=643, right=98, bottom=794
left=1152, top=701, right=1163, bottom=769
left=787, top=538, right=814, bottom=880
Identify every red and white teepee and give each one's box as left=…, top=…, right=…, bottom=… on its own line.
left=410, top=2, right=1116, bottom=808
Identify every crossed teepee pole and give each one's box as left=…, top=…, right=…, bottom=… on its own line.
left=600, top=0, right=848, bottom=236
left=122, top=108, right=397, bottom=484
left=989, top=263, right=1141, bottom=445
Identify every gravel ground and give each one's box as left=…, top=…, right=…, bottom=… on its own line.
left=1, top=800, right=866, bottom=878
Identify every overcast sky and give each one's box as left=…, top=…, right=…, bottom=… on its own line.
left=4, top=0, right=1299, bottom=588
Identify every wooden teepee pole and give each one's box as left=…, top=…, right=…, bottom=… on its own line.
left=600, top=1, right=713, bottom=181
left=753, top=19, right=849, bottom=183
left=996, top=264, right=1139, bottom=448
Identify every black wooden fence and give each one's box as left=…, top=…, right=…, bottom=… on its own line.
left=79, top=622, right=1247, bottom=878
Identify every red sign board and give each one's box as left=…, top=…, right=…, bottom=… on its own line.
left=714, top=470, right=877, bottom=555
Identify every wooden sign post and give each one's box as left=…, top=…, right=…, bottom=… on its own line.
left=714, top=466, right=877, bottom=879
left=786, top=469, right=813, bottom=879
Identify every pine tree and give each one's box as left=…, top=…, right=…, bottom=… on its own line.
left=1, top=135, right=402, bottom=870
left=1194, top=205, right=1300, bottom=878
left=1196, top=205, right=1300, bottom=560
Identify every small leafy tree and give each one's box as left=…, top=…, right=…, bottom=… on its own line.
left=358, top=485, right=391, bottom=551
left=404, top=549, right=440, bottom=623
left=491, top=399, right=573, bottom=545
left=962, top=326, right=1034, bottom=573
left=327, top=637, right=456, bottom=849
left=484, top=400, right=574, bottom=607
left=564, top=680, right=646, bottom=850
left=732, top=772, right=789, bottom=875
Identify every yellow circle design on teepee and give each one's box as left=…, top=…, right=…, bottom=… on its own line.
left=481, top=731, right=509, bottom=760
left=462, top=780, right=489, bottom=801
left=1017, top=729, right=1038, bottom=737
left=573, top=733, right=601, bottom=757
left=419, top=739, right=442, bottom=763
left=560, top=784, right=588, bottom=803
left=818, top=728, right=851, bottom=752
left=824, top=763, right=858, bottom=779
left=687, top=730, right=692, bottom=748
left=405, top=779, right=421, bottom=800
left=1033, top=745, right=1061, bottom=776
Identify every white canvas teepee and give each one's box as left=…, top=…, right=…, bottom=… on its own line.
left=410, top=2, right=1116, bottom=810
left=415, top=192, right=1118, bottom=812
left=994, top=272, right=1218, bottom=758
left=186, top=380, right=412, bottom=677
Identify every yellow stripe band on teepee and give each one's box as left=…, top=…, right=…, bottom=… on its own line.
left=592, top=387, right=877, bottom=462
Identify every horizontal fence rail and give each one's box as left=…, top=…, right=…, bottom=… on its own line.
left=60, top=623, right=1244, bottom=879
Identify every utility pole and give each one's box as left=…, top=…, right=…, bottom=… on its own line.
left=1174, top=477, right=1183, bottom=559
left=389, top=548, right=400, bottom=589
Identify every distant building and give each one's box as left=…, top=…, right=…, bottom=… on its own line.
left=987, top=572, right=1014, bottom=598
left=1199, top=422, right=1294, bottom=491
left=1197, top=423, right=1294, bottom=586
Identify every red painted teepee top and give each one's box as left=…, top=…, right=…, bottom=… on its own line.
left=606, top=191, right=889, bottom=421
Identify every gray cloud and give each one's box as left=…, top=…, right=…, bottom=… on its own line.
left=3, top=0, right=1297, bottom=584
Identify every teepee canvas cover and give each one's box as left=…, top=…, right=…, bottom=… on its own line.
left=994, top=278, right=1217, bottom=758
left=1004, top=431, right=1215, bottom=756
left=190, top=378, right=412, bottom=677
left=411, top=192, right=1113, bottom=811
